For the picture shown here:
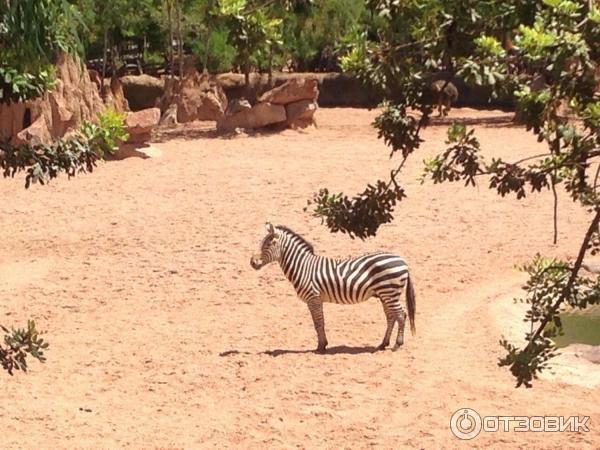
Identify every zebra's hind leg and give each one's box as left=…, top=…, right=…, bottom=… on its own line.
left=379, top=296, right=406, bottom=351
left=377, top=299, right=396, bottom=351
left=307, top=299, right=328, bottom=353
left=393, top=309, right=407, bottom=351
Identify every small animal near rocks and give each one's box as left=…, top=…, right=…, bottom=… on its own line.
left=430, top=80, right=459, bottom=117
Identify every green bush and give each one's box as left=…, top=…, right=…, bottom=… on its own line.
left=143, top=51, right=165, bottom=66
left=0, top=66, right=56, bottom=104
left=95, top=107, right=129, bottom=154
left=1, top=320, right=48, bottom=375
left=1, top=107, right=128, bottom=188
left=192, top=28, right=238, bottom=73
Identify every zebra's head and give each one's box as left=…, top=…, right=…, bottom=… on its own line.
left=251, top=222, right=282, bottom=270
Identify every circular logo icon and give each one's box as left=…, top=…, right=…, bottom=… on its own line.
left=450, top=408, right=482, bottom=440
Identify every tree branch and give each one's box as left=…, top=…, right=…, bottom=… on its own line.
left=524, top=208, right=600, bottom=352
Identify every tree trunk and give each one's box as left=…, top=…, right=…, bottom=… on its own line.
left=167, top=0, right=174, bottom=79
left=102, top=28, right=108, bottom=78
left=176, top=0, right=184, bottom=78
left=202, top=31, right=210, bottom=74
left=268, top=44, right=273, bottom=86
left=244, top=65, right=250, bottom=86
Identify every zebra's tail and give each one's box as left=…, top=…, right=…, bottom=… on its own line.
left=406, top=273, right=416, bottom=335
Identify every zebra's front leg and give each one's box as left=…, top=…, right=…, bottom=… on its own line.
left=307, top=299, right=328, bottom=353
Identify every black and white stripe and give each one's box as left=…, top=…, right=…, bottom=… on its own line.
left=251, top=223, right=416, bottom=352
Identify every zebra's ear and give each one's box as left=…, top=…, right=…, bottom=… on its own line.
left=265, top=222, right=275, bottom=235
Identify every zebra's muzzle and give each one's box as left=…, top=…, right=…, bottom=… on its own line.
left=250, top=256, right=263, bottom=270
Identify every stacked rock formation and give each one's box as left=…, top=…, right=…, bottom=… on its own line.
left=159, top=70, right=228, bottom=125
left=217, top=78, right=318, bottom=132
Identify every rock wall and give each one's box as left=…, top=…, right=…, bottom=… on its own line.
left=118, top=71, right=517, bottom=114
left=0, top=53, right=105, bottom=144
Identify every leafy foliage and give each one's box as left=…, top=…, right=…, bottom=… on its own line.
left=0, top=108, right=128, bottom=188
left=192, top=27, right=237, bottom=73
left=0, top=320, right=48, bottom=375
left=307, top=181, right=406, bottom=239
left=0, top=0, right=84, bottom=72
left=0, top=0, right=84, bottom=103
left=0, top=66, right=56, bottom=104
left=310, top=1, right=600, bottom=386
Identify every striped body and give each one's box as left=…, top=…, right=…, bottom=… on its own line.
left=280, top=251, right=409, bottom=305
left=251, top=224, right=416, bottom=352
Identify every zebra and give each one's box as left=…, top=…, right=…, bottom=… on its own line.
left=250, top=223, right=415, bottom=353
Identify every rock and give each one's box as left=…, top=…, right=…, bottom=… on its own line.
left=225, top=98, right=251, bottom=116
left=121, top=74, right=165, bottom=111
left=582, top=261, right=600, bottom=274
left=250, top=102, right=287, bottom=128
left=217, top=102, right=286, bottom=132
left=124, top=107, right=160, bottom=143
left=88, top=69, right=102, bottom=92
left=194, top=84, right=227, bottom=121
left=15, top=116, right=52, bottom=144
left=102, top=76, right=130, bottom=113
left=127, top=132, right=152, bottom=144
left=258, top=78, right=318, bottom=105
left=285, top=99, right=317, bottom=124
left=159, top=70, right=228, bottom=123
left=567, top=344, right=600, bottom=364
left=48, top=83, right=76, bottom=136
left=110, top=76, right=129, bottom=112
left=0, top=52, right=104, bottom=145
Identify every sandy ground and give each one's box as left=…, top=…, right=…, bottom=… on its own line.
left=1, top=108, right=599, bottom=448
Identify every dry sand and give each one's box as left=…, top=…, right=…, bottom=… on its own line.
left=1, top=108, right=598, bottom=448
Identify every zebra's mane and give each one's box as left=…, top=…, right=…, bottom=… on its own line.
left=276, top=225, right=315, bottom=254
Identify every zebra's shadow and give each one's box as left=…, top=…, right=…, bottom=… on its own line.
left=262, top=345, right=378, bottom=356
left=218, top=346, right=379, bottom=358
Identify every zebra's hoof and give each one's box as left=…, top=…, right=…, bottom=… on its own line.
left=392, top=342, right=404, bottom=351
left=316, top=347, right=327, bottom=354
left=377, top=343, right=388, bottom=351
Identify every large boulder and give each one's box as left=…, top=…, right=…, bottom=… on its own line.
left=16, top=116, right=52, bottom=144
left=224, top=98, right=251, bottom=116
left=124, top=107, right=160, bottom=143
left=285, top=99, right=318, bottom=128
left=217, top=102, right=286, bottom=132
left=1, top=52, right=104, bottom=145
left=257, top=78, right=318, bottom=105
left=121, top=74, right=165, bottom=111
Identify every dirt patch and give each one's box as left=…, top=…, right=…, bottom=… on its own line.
left=1, top=108, right=598, bottom=448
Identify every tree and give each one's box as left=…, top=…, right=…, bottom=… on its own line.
left=309, top=0, right=600, bottom=387
left=0, top=0, right=84, bottom=102
left=73, top=0, right=159, bottom=76
left=219, top=0, right=282, bottom=85
left=279, top=0, right=367, bottom=72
